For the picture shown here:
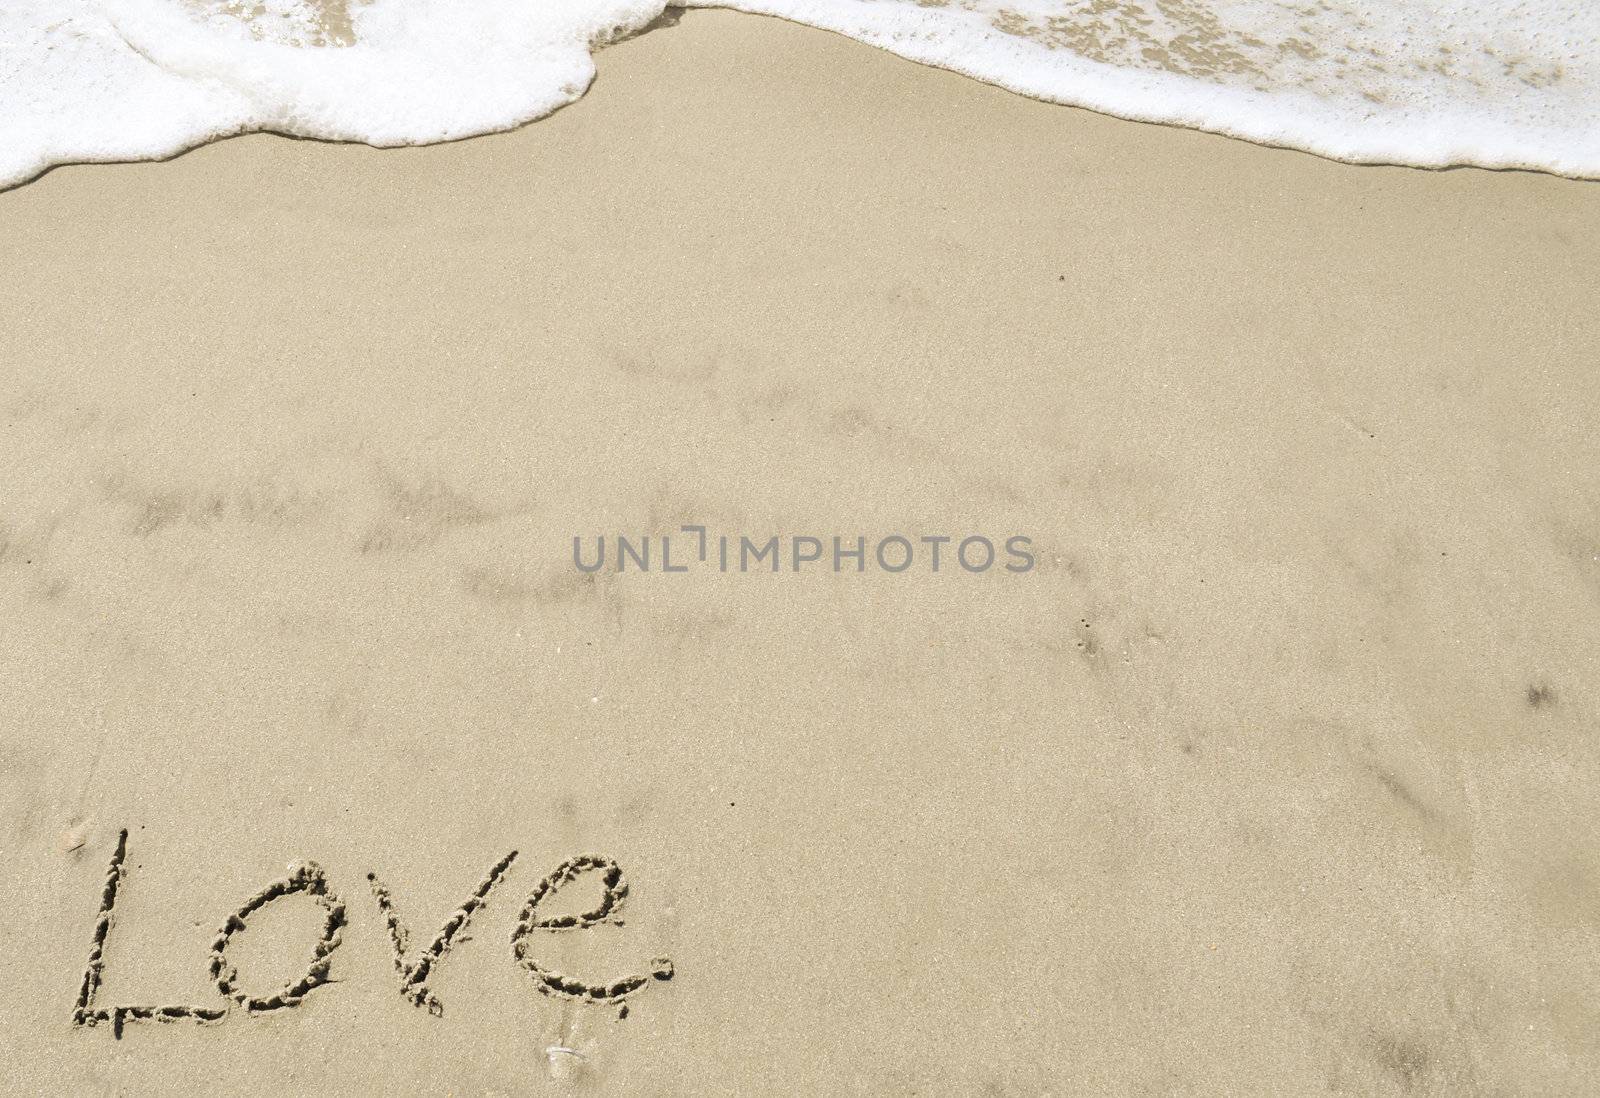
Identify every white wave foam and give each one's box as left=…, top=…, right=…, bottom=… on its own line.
left=2, top=0, right=1597, bottom=189
left=695, top=0, right=1600, bottom=176
left=0, top=0, right=662, bottom=189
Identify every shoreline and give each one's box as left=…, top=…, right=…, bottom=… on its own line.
left=3, top=9, right=1598, bottom=1093
left=6, top=5, right=1600, bottom=194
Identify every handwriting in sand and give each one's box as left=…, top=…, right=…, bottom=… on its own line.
left=74, top=830, right=675, bottom=1039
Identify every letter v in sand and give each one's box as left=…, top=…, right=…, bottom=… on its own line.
left=366, top=851, right=520, bottom=1014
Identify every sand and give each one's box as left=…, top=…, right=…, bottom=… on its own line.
left=2, top=9, right=1599, bottom=1095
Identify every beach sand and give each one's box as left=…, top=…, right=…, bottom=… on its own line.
left=2, top=9, right=1598, bottom=1094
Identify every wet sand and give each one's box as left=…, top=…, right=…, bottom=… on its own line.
left=2, top=10, right=1598, bottom=1094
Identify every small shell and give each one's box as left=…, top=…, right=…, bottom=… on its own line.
left=545, top=1045, right=588, bottom=1082
left=59, top=821, right=89, bottom=853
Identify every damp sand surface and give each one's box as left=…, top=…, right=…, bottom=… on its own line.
left=2, top=11, right=1600, bottom=1094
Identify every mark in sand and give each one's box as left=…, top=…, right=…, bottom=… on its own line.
left=74, top=830, right=675, bottom=1038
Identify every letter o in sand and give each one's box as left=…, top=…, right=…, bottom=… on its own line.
left=210, top=862, right=346, bottom=1013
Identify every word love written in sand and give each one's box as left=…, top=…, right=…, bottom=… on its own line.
left=73, top=830, right=675, bottom=1039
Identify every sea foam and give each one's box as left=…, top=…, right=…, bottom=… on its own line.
left=2, top=0, right=1597, bottom=190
